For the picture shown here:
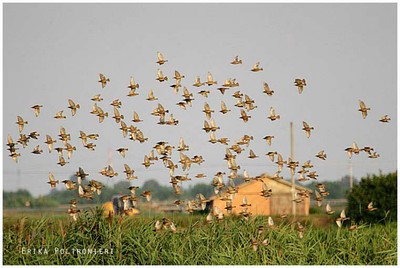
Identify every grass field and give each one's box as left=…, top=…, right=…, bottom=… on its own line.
left=3, top=207, right=397, bottom=265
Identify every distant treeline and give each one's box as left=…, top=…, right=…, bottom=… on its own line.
left=4, top=175, right=356, bottom=208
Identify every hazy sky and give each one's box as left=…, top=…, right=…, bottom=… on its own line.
left=3, top=3, right=397, bottom=197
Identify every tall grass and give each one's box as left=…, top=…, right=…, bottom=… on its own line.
left=3, top=207, right=397, bottom=265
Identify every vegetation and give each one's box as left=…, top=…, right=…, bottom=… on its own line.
left=3, top=207, right=397, bottom=265
left=347, top=171, right=397, bottom=224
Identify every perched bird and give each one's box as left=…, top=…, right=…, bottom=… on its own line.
left=379, top=115, right=391, bottom=123
left=294, top=79, right=307, bottom=94
left=251, top=62, right=263, bottom=72
left=156, top=51, right=168, bottom=65
left=67, top=99, right=80, bottom=116
left=315, top=150, right=327, bottom=160
left=47, top=172, right=59, bottom=189
left=262, top=82, right=274, bottom=96
left=302, top=121, right=314, bottom=138
left=31, top=105, right=43, bottom=117
left=358, top=99, right=370, bottom=119
left=98, top=73, right=110, bottom=88
left=230, top=55, right=242, bottom=65
left=16, top=116, right=28, bottom=132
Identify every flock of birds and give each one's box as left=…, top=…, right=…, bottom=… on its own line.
left=7, top=51, right=389, bottom=242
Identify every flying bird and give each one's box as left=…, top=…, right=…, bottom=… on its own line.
left=98, top=73, right=110, bottom=88
left=294, top=79, right=306, bottom=94
left=358, top=99, right=370, bottom=119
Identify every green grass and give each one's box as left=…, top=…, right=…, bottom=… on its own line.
left=3, top=207, right=397, bottom=265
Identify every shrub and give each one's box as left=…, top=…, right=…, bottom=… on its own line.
left=346, top=171, right=397, bottom=224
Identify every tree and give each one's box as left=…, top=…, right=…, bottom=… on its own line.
left=346, top=171, right=397, bottom=224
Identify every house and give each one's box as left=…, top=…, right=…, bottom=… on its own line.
left=207, top=173, right=311, bottom=216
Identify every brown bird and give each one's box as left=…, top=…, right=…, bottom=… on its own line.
left=203, top=102, right=214, bottom=120
left=67, top=99, right=80, bottom=116
left=302, top=121, right=314, bottom=138
left=230, top=55, right=242, bottom=65
left=98, top=73, right=110, bottom=88
left=267, top=107, right=280, bottom=121
left=198, top=90, right=210, bottom=98
left=239, top=109, right=251, bottom=122
left=44, top=134, right=57, bottom=153
left=193, top=76, right=205, bottom=87
left=315, top=150, right=327, bottom=160
left=325, top=203, right=335, bottom=215
left=91, top=94, right=103, bottom=102
left=128, top=76, right=139, bottom=90
left=57, top=156, right=69, bottom=166
left=54, top=110, right=66, bottom=119
left=336, top=209, right=350, bottom=228
left=62, top=180, right=76, bottom=190
left=156, top=51, right=168, bottom=65
left=263, top=135, right=274, bottom=146
left=294, top=78, right=306, bottom=94
left=31, top=105, right=43, bottom=117
left=379, top=115, right=391, bottom=123
left=366, top=201, right=378, bottom=212
left=251, top=62, right=263, bottom=72
left=156, top=69, right=168, bottom=82
left=262, top=81, right=274, bottom=96
left=132, top=111, right=143, bottom=123
left=124, top=164, right=138, bottom=180
left=141, top=191, right=152, bottom=202
left=16, top=116, right=28, bottom=132
left=116, top=148, right=128, bottom=158
left=358, top=99, right=370, bottom=119
left=248, top=149, right=258, bottom=159
left=206, top=72, right=217, bottom=86
left=47, top=172, right=59, bottom=189
left=31, top=145, right=43, bottom=155
left=146, top=89, right=158, bottom=101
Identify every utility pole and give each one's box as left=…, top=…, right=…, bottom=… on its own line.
left=290, top=122, right=296, bottom=216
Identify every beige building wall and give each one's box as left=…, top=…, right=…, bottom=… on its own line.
left=212, top=177, right=310, bottom=216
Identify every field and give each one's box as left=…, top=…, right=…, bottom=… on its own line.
left=3, top=207, right=397, bottom=265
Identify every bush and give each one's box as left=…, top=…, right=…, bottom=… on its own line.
left=346, top=171, right=397, bottom=224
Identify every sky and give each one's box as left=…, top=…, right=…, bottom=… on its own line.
left=3, top=3, right=397, bottom=197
